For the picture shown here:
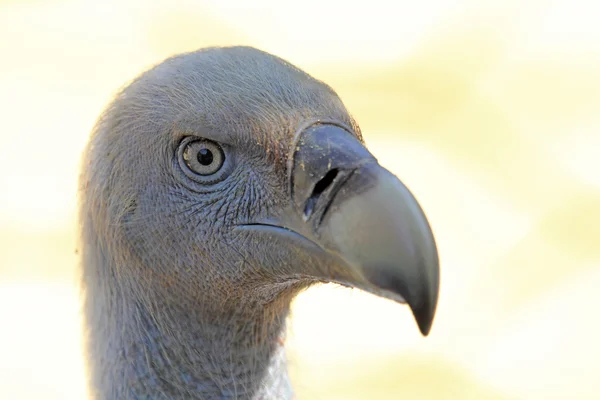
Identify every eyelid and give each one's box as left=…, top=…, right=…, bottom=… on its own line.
left=170, top=120, right=235, bottom=146
left=173, top=133, right=233, bottom=148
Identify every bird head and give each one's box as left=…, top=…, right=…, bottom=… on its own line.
left=82, top=46, right=439, bottom=335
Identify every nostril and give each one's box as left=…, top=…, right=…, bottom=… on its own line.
left=304, top=168, right=339, bottom=220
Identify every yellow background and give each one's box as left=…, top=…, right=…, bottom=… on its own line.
left=1, top=0, right=598, bottom=398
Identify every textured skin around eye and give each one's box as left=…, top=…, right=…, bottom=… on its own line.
left=182, top=140, right=224, bottom=176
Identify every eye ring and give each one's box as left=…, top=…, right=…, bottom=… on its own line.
left=181, top=139, right=224, bottom=176
left=176, top=137, right=232, bottom=186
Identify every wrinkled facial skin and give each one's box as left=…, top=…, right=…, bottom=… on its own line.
left=81, top=47, right=363, bottom=315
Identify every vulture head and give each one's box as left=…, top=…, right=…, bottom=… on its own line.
left=80, top=46, right=439, bottom=399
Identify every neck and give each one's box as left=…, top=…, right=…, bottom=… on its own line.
left=82, top=245, right=294, bottom=399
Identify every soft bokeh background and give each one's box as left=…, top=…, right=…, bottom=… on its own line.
left=1, top=0, right=599, bottom=398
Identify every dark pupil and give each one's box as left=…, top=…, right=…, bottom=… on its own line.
left=197, top=148, right=214, bottom=166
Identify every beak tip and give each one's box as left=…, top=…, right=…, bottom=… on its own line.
left=417, top=319, right=433, bottom=337
left=410, top=297, right=437, bottom=337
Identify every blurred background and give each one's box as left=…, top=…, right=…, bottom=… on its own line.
left=1, top=0, right=599, bottom=398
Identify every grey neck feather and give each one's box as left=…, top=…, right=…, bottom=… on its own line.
left=82, top=238, right=294, bottom=400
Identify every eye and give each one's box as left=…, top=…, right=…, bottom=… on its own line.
left=181, top=139, right=225, bottom=176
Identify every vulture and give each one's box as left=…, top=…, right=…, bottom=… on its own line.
left=79, top=46, right=439, bottom=399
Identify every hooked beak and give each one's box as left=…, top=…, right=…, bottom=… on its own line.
left=240, top=123, right=440, bottom=336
